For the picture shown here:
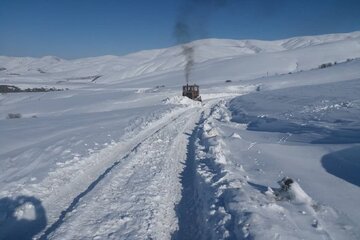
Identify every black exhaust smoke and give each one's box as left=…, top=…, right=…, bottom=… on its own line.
left=174, top=0, right=230, bottom=84
left=182, top=45, right=194, bottom=85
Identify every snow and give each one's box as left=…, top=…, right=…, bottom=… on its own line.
left=189, top=99, right=359, bottom=239
left=224, top=78, right=360, bottom=238
left=162, top=96, right=202, bottom=106
left=1, top=31, right=360, bottom=239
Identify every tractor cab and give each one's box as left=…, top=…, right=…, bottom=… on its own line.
left=182, top=84, right=202, bottom=102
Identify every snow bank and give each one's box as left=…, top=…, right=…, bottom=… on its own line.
left=207, top=100, right=360, bottom=239
left=162, top=96, right=202, bottom=106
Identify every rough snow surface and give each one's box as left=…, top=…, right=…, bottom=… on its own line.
left=162, top=96, right=202, bottom=106
left=1, top=31, right=360, bottom=239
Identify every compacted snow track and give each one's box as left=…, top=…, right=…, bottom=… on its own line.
left=43, top=106, right=202, bottom=240
left=172, top=112, right=204, bottom=240
left=173, top=102, right=237, bottom=240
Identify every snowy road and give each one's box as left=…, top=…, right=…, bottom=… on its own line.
left=38, top=105, right=202, bottom=239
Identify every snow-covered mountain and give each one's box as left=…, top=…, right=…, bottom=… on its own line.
left=1, top=31, right=360, bottom=85
left=1, top=31, right=360, bottom=240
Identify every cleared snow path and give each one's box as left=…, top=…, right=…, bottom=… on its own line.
left=45, top=107, right=201, bottom=239
left=173, top=100, right=236, bottom=240
left=39, top=114, right=184, bottom=239
left=172, top=113, right=203, bottom=240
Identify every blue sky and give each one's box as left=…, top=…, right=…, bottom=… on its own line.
left=0, top=0, right=359, bottom=59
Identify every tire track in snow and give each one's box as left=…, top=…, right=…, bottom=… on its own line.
left=172, top=112, right=205, bottom=240
left=173, top=100, right=239, bottom=240
left=38, top=108, right=195, bottom=240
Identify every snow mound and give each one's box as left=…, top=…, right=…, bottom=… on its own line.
left=230, top=132, right=242, bottom=139
left=162, top=96, right=201, bottom=106
left=275, top=177, right=314, bottom=205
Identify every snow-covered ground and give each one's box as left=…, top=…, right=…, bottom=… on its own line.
left=1, top=31, right=360, bottom=239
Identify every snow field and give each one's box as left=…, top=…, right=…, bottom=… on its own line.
left=1, top=31, right=360, bottom=239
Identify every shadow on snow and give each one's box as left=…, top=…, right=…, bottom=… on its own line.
left=172, top=123, right=202, bottom=240
left=321, top=146, right=360, bottom=187
left=0, top=195, right=47, bottom=240
left=232, top=113, right=360, bottom=144
left=172, top=114, right=243, bottom=240
left=231, top=112, right=360, bottom=188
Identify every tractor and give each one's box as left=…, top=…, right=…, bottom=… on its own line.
left=182, top=84, right=202, bottom=102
